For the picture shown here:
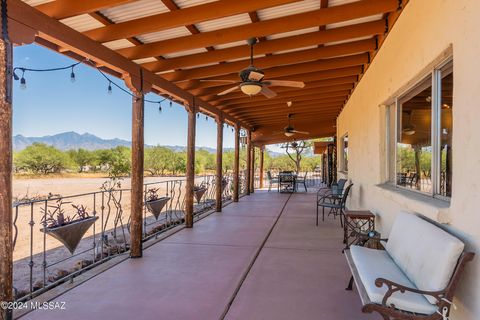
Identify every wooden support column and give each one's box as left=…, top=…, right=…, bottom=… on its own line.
left=215, top=115, right=223, bottom=212
left=130, top=92, right=144, bottom=258
left=233, top=124, right=240, bottom=202
left=250, top=145, right=255, bottom=193
left=185, top=99, right=196, bottom=227
left=259, top=146, right=265, bottom=189
left=0, top=23, right=13, bottom=320
left=245, top=130, right=251, bottom=195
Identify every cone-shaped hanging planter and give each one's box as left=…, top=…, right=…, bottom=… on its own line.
left=194, top=187, right=207, bottom=204
left=41, top=216, right=98, bottom=255
left=146, top=196, right=170, bottom=220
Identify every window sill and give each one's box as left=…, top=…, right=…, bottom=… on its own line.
left=375, top=183, right=451, bottom=224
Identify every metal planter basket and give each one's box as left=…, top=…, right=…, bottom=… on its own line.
left=146, top=196, right=171, bottom=220
left=193, top=187, right=207, bottom=204
left=41, top=216, right=98, bottom=255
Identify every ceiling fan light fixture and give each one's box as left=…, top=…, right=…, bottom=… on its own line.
left=240, top=82, right=262, bottom=96
left=284, top=131, right=294, bottom=137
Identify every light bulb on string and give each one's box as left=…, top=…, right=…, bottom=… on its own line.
left=70, top=66, right=76, bottom=83
left=205, top=115, right=208, bottom=121
left=107, top=82, right=112, bottom=95
left=197, top=113, right=200, bottom=119
left=169, top=101, right=173, bottom=108
left=158, top=103, right=162, bottom=114
left=20, top=71, right=26, bottom=90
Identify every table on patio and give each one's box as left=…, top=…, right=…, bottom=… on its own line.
left=278, top=172, right=297, bottom=193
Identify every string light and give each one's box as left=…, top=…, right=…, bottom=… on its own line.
left=12, top=58, right=170, bottom=108
left=107, top=81, right=112, bottom=95
left=158, top=103, right=162, bottom=114
left=205, top=115, right=208, bottom=121
left=20, top=71, right=26, bottom=90
left=70, top=66, right=76, bottom=83
left=197, top=113, right=200, bottom=119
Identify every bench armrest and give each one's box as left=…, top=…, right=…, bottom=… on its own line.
left=374, top=278, right=445, bottom=307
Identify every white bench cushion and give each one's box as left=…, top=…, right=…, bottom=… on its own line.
left=385, top=211, right=464, bottom=304
left=350, top=245, right=437, bottom=315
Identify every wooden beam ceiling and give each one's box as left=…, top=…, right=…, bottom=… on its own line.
left=221, top=91, right=350, bottom=111
left=116, top=0, right=398, bottom=60
left=185, top=66, right=363, bottom=92
left=84, top=0, right=298, bottom=43
left=215, top=84, right=353, bottom=107
left=141, top=20, right=385, bottom=73
left=161, top=39, right=375, bottom=82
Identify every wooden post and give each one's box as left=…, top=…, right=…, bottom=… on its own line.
left=259, top=146, right=265, bottom=189
left=130, top=93, right=144, bottom=258
left=233, top=124, right=240, bottom=202
left=245, top=130, right=251, bottom=195
left=250, top=145, right=255, bottom=193
left=185, top=99, right=196, bottom=227
left=215, top=115, right=223, bottom=212
left=0, top=25, right=13, bottom=320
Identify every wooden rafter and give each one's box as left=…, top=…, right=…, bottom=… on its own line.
left=116, top=0, right=398, bottom=60
left=34, top=0, right=136, bottom=20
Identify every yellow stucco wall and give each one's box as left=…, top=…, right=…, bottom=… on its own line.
left=337, top=0, right=480, bottom=318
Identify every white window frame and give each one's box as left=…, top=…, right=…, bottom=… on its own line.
left=341, top=133, right=348, bottom=172
left=387, top=58, right=453, bottom=200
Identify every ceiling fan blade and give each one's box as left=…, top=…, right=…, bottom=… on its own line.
left=248, top=71, right=265, bottom=81
left=291, top=130, right=310, bottom=135
left=218, top=85, right=240, bottom=96
left=260, top=86, right=277, bottom=98
left=199, top=79, right=236, bottom=84
left=263, top=80, right=305, bottom=88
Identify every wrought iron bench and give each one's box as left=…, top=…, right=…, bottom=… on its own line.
left=345, top=211, right=474, bottom=320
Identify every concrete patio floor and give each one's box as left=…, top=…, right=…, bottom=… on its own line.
left=23, top=190, right=379, bottom=320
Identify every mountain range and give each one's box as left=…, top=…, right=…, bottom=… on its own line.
left=13, top=132, right=283, bottom=156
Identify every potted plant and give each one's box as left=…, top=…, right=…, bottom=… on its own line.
left=193, top=184, right=207, bottom=204
left=145, top=188, right=170, bottom=220
left=40, top=200, right=98, bottom=255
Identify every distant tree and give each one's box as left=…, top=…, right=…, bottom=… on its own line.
left=14, top=143, right=69, bottom=174
left=169, top=152, right=186, bottom=175
left=107, top=146, right=131, bottom=177
left=67, top=148, right=95, bottom=172
left=144, top=146, right=174, bottom=176
left=284, top=141, right=312, bottom=174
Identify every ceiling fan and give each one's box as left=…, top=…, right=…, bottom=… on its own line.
left=203, top=38, right=305, bottom=98
left=282, top=114, right=309, bottom=137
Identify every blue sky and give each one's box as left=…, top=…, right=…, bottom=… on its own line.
left=13, top=44, right=241, bottom=149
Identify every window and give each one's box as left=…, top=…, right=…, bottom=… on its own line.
left=387, top=60, right=453, bottom=199
left=341, top=134, right=348, bottom=172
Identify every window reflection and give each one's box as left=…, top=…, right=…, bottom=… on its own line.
left=396, top=77, right=432, bottom=193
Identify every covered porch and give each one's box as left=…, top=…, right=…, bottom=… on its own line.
left=22, top=190, right=373, bottom=320
left=0, top=0, right=479, bottom=319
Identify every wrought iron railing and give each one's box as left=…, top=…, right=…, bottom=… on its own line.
left=11, top=174, right=234, bottom=302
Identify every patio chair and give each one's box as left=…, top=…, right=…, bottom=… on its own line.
left=316, top=178, right=347, bottom=201
left=266, top=171, right=278, bottom=192
left=295, top=172, right=308, bottom=192
left=316, top=183, right=353, bottom=227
